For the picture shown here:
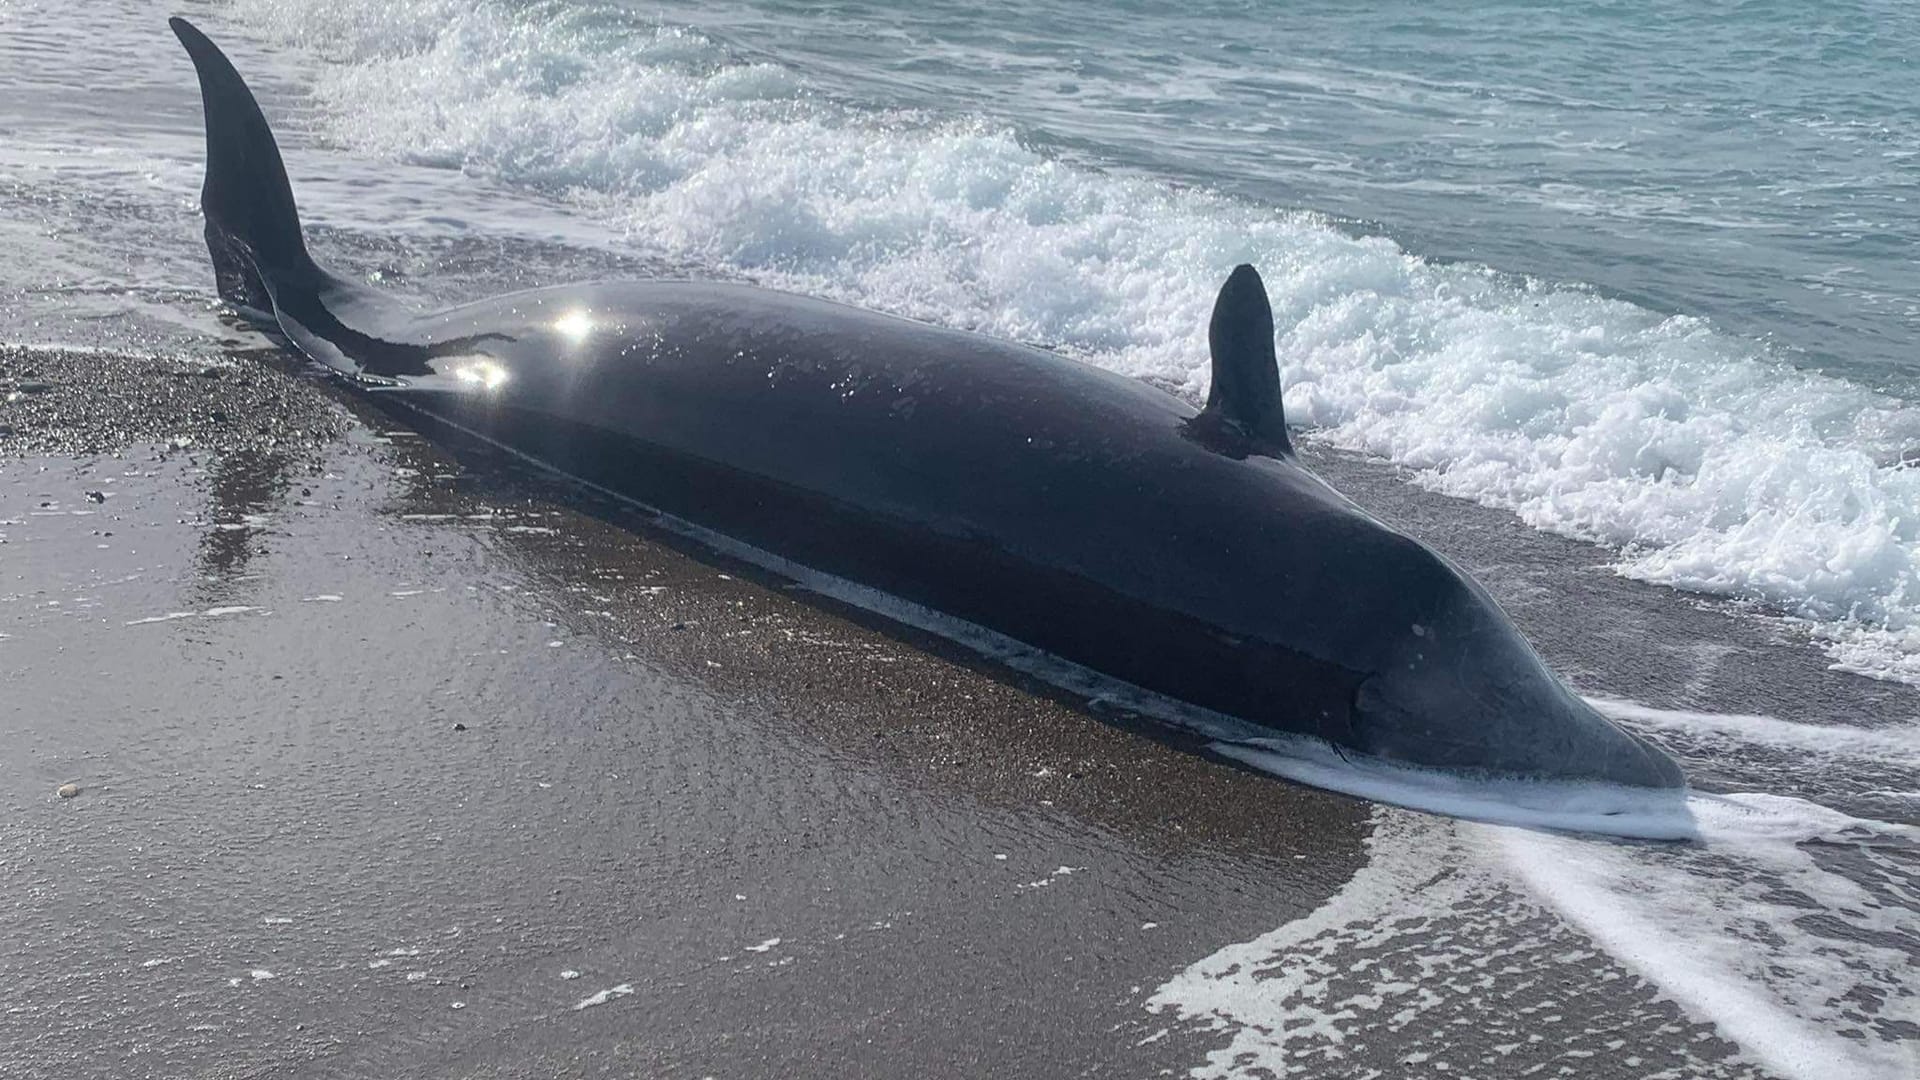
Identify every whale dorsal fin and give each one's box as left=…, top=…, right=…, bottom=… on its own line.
left=170, top=16, right=317, bottom=313
left=1193, top=264, right=1291, bottom=456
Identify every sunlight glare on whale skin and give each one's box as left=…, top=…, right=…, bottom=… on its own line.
left=552, top=307, right=595, bottom=344
left=450, top=356, right=510, bottom=390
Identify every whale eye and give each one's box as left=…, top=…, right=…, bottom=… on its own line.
left=553, top=308, right=594, bottom=343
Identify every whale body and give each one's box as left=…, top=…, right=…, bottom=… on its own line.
left=169, top=17, right=1683, bottom=791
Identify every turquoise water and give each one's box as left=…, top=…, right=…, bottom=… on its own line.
left=667, top=0, right=1920, bottom=386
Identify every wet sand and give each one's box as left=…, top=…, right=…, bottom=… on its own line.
left=1, top=342, right=1904, bottom=1077
left=2, top=343, right=1374, bottom=1077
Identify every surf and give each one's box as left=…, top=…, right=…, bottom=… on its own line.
left=221, top=0, right=1920, bottom=689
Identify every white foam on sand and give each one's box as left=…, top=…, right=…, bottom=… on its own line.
left=1155, top=697, right=1918, bottom=1077
left=125, top=605, right=267, bottom=626
left=1149, top=810, right=1519, bottom=1079
left=1591, top=696, right=1920, bottom=769
left=1500, top=793, right=1918, bottom=1080
left=1150, top=790, right=1918, bottom=1080
left=572, top=983, right=633, bottom=1011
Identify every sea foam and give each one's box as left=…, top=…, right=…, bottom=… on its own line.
left=231, top=0, right=1920, bottom=681
left=1150, top=795, right=1918, bottom=1080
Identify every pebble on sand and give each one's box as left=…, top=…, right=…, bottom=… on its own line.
left=56, top=783, right=80, bottom=799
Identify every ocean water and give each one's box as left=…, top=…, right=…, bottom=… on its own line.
left=2, top=2, right=1917, bottom=1076
left=10, top=0, right=1920, bottom=682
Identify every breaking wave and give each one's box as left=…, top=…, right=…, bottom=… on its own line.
left=233, top=0, right=1920, bottom=683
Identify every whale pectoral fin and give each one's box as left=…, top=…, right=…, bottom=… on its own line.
left=1190, top=264, right=1291, bottom=457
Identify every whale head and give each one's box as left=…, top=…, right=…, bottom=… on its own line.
left=1191, top=265, right=1682, bottom=790
left=1343, top=533, right=1684, bottom=789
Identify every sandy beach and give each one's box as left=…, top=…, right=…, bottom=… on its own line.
left=3, top=342, right=1370, bottom=1077
left=7, top=0, right=1920, bottom=1074
left=11, top=341, right=1910, bottom=1077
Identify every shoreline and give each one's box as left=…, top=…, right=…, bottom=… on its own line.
left=4, top=340, right=1909, bottom=1077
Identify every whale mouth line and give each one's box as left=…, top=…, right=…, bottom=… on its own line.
left=1211, top=738, right=1698, bottom=841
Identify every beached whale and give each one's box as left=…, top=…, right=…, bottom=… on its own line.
left=170, top=17, right=1682, bottom=790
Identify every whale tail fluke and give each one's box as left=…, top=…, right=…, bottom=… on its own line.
left=170, top=16, right=318, bottom=315
left=1196, top=264, right=1291, bottom=456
